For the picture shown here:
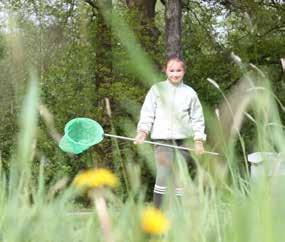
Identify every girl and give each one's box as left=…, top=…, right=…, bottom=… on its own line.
left=134, top=55, right=206, bottom=208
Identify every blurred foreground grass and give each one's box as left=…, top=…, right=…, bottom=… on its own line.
left=1, top=5, right=285, bottom=242
left=0, top=65, right=284, bottom=242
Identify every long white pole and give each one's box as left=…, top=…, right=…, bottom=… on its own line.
left=104, top=133, right=220, bottom=156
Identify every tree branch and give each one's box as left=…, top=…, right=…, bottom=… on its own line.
left=235, top=24, right=285, bottom=43
left=257, top=25, right=285, bottom=38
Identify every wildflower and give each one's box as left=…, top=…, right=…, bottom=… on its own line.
left=141, top=206, right=170, bottom=235
left=207, top=78, right=220, bottom=89
left=231, top=52, right=242, bottom=64
left=73, top=168, right=119, bottom=189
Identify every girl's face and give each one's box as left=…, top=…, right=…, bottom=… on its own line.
left=165, top=60, right=185, bottom=85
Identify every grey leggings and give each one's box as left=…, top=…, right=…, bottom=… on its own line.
left=153, top=139, right=195, bottom=200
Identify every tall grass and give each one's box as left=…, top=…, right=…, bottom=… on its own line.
left=0, top=3, right=285, bottom=242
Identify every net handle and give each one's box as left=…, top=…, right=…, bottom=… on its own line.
left=104, top=133, right=220, bottom=156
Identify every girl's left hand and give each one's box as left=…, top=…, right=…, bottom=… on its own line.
left=194, top=140, right=204, bottom=155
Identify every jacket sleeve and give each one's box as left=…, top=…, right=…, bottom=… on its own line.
left=137, top=86, right=157, bottom=134
left=189, top=94, right=207, bottom=141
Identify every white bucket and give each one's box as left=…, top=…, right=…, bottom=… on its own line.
left=248, top=152, right=285, bottom=179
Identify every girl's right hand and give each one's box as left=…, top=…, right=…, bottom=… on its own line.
left=194, top=140, right=204, bottom=155
left=134, top=131, right=147, bottom=144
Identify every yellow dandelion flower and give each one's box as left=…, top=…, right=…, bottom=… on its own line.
left=141, top=206, right=170, bottom=235
left=73, top=168, right=119, bottom=189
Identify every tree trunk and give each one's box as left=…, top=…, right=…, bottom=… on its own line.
left=126, top=0, right=156, bottom=18
left=95, top=0, right=112, bottom=88
left=84, top=0, right=112, bottom=88
left=165, top=0, right=182, bottom=58
left=126, top=0, right=160, bottom=43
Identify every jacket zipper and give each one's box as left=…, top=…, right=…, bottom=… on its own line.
left=170, top=85, right=177, bottom=139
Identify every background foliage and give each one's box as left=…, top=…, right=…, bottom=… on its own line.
left=0, top=0, right=284, bottom=198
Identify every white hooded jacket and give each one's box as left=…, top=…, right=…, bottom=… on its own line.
left=137, top=80, right=206, bottom=141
